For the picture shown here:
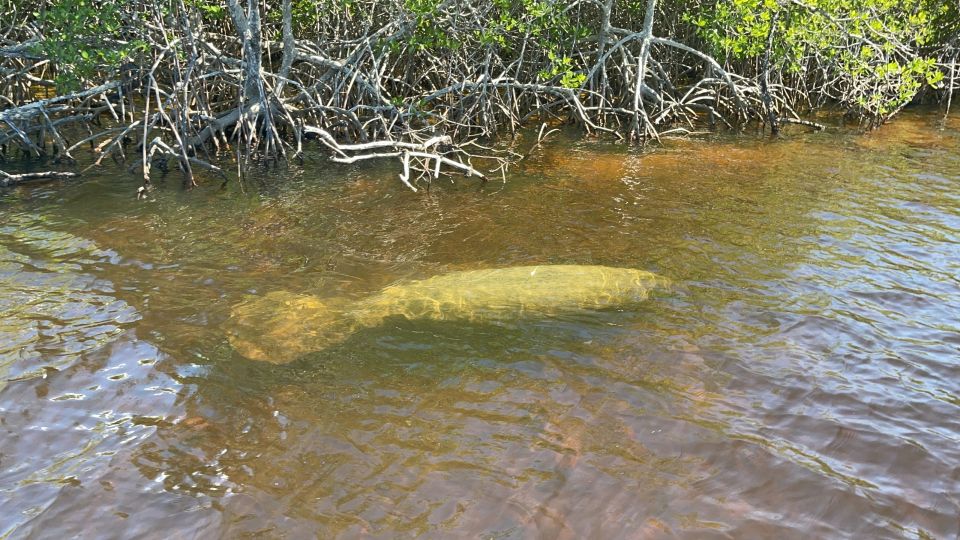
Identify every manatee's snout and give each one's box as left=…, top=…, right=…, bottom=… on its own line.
left=227, top=333, right=277, bottom=363
left=643, top=273, right=671, bottom=292
left=227, top=291, right=345, bottom=364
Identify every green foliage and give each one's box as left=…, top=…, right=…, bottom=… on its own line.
left=190, top=0, right=226, bottom=20
left=394, top=0, right=589, bottom=86
left=285, top=0, right=357, bottom=33
left=34, top=0, right=147, bottom=91
left=257, top=0, right=364, bottom=37
left=484, top=0, right=583, bottom=47
left=477, top=0, right=588, bottom=86
left=405, top=0, right=458, bottom=51
left=539, top=51, right=586, bottom=88
left=686, top=0, right=947, bottom=116
left=16, top=0, right=957, bottom=127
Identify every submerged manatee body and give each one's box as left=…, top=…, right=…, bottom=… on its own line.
left=227, top=265, right=667, bottom=363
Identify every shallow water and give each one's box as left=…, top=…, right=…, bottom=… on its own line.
left=1, top=112, right=959, bottom=538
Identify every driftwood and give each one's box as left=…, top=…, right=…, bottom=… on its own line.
left=778, top=117, right=826, bottom=131
left=0, top=169, right=80, bottom=187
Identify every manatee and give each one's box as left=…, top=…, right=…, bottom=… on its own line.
left=227, top=265, right=667, bottom=363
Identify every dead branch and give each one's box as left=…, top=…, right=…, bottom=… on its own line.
left=0, top=168, right=79, bottom=186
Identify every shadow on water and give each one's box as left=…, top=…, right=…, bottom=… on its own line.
left=1, top=110, right=959, bottom=538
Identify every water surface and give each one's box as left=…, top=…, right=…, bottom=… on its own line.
left=1, top=112, right=958, bottom=538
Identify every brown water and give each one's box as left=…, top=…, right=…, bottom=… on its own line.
left=1, top=112, right=959, bottom=539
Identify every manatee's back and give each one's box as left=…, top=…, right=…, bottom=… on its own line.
left=352, top=265, right=664, bottom=324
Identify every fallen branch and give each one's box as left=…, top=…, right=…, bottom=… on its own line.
left=0, top=169, right=80, bottom=187
left=778, top=117, right=826, bottom=130
left=304, top=125, right=486, bottom=190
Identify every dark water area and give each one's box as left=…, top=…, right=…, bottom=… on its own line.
left=1, top=112, right=959, bottom=538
